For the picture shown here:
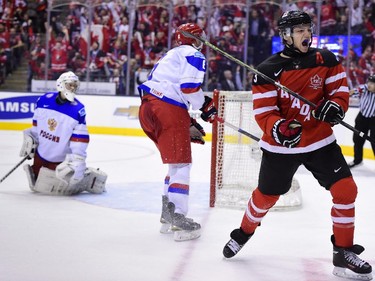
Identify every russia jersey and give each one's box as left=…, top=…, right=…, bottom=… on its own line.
left=30, top=92, right=89, bottom=162
left=252, top=48, right=349, bottom=154
left=138, top=45, right=206, bottom=110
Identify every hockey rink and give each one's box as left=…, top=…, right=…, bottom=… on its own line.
left=0, top=130, right=374, bottom=281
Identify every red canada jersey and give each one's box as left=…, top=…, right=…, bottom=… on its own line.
left=252, top=48, right=349, bottom=154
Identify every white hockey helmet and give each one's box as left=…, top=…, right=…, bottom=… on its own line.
left=56, top=71, right=80, bottom=102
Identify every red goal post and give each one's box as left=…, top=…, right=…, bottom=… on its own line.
left=209, top=89, right=302, bottom=210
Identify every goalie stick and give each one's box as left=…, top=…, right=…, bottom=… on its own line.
left=179, top=29, right=375, bottom=145
left=0, top=155, right=29, bottom=184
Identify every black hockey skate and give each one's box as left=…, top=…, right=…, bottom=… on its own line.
left=331, top=235, right=373, bottom=280
left=223, top=228, right=253, bottom=258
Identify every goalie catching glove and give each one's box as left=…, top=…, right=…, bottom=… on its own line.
left=190, top=118, right=206, bottom=145
left=312, top=100, right=345, bottom=125
left=200, top=96, right=218, bottom=123
left=56, top=154, right=86, bottom=185
left=19, top=128, right=38, bottom=159
left=272, top=119, right=302, bottom=148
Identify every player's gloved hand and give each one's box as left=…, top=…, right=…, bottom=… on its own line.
left=200, top=96, right=218, bottom=123
left=272, top=119, right=302, bottom=148
left=312, top=100, right=345, bottom=125
left=56, top=154, right=86, bottom=185
left=19, top=128, right=38, bottom=159
left=190, top=118, right=206, bottom=145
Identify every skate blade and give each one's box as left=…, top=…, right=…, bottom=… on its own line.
left=160, top=223, right=173, bottom=234
left=173, top=229, right=201, bottom=242
left=333, top=266, right=373, bottom=280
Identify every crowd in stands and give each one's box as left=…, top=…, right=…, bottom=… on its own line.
left=0, top=0, right=375, bottom=95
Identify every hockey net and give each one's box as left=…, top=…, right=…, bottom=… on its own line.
left=210, top=90, right=302, bottom=210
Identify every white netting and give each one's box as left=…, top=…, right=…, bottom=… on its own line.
left=211, top=91, right=302, bottom=210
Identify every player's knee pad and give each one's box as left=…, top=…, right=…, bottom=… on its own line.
left=34, top=167, right=83, bottom=195
left=330, top=177, right=358, bottom=204
left=79, top=167, right=107, bottom=194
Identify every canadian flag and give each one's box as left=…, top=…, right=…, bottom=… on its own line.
left=79, top=24, right=110, bottom=57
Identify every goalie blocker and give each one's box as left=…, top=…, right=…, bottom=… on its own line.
left=24, top=164, right=107, bottom=196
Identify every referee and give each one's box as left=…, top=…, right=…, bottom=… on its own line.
left=348, top=75, right=375, bottom=168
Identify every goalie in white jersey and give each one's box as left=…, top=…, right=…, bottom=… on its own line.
left=19, top=71, right=107, bottom=195
left=138, top=23, right=217, bottom=241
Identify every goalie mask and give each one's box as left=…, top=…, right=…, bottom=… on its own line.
left=175, top=23, right=206, bottom=51
left=56, top=71, right=80, bottom=102
left=278, top=10, right=314, bottom=56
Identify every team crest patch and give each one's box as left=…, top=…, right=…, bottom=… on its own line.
left=310, top=74, right=323, bottom=89
left=48, top=118, right=57, bottom=131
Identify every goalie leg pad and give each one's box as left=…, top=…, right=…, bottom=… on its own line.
left=77, top=168, right=107, bottom=194
left=23, top=164, right=36, bottom=191
left=34, top=167, right=83, bottom=196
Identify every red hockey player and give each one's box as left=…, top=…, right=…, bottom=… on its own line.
left=222, top=11, right=372, bottom=281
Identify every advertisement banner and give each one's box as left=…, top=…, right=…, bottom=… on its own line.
left=31, top=80, right=116, bottom=95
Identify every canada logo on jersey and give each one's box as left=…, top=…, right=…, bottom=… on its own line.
left=48, top=118, right=57, bottom=131
left=310, top=74, right=323, bottom=90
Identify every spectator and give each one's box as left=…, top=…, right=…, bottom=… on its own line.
left=358, top=45, right=373, bottom=82
left=87, top=40, right=107, bottom=81
left=220, top=69, right=241, bottom=91
left=247, top=9, right=269, bottom=66
left=27, top=33, right=46, bottom=89
left=106, top=37, right=127, bottom=77
left=320, top=0, right=337, bottom=35
left=50, top=35, right=69, bottom=80
left=0, top=21, right=11, bottom=75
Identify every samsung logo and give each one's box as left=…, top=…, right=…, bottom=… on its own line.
left=0, top=96, right=40, bottom=119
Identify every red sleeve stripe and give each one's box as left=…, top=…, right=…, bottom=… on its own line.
left=181, top=87, right=201, bottom=94
left=70, top=137, right=90, bottom=143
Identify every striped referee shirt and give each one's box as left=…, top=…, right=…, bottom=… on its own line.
left=357, top=85, right=375, bottom=117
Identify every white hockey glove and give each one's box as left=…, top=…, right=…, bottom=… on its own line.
left=56, top=154, right=86, bottom=185
left=19, top=128, right=38, bottom=159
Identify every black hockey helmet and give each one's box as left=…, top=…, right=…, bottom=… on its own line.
left=368, top=75, right=375, bottom=83
left=277, top=10, right=312, bottom=30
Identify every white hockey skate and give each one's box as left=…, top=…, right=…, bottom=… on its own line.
left=170, top=212, right=201, bottom=242
left=331, top=235, right=373, bottom=280
left=160, top=198, right=201, bottom=241
left=160, top=195, right=173, bottom=234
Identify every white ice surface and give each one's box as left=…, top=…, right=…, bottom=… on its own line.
left=0, top=130, right=374, bottom=281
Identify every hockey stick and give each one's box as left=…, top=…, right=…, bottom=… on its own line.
left=179, top=30, right=375, bottom=145
left=216, top=117, right=260, bottom=142
left=0, top=155, right=29, bottom=184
